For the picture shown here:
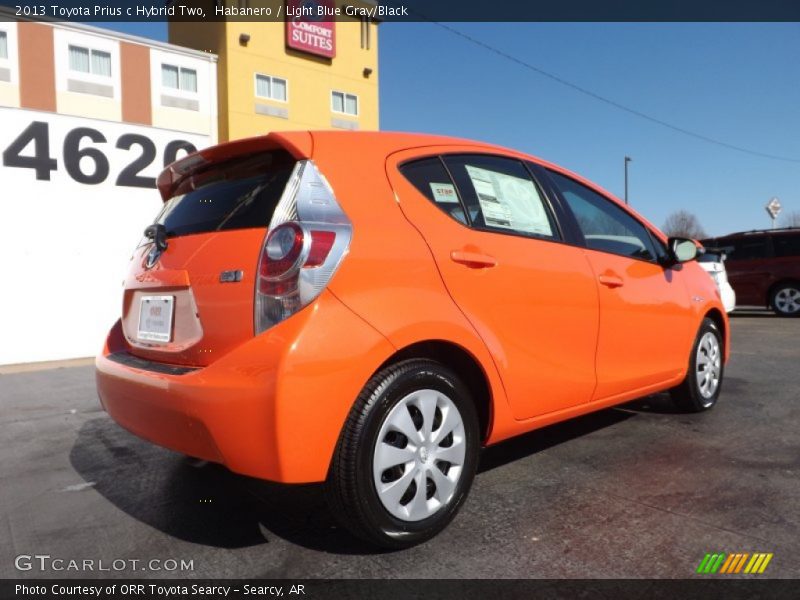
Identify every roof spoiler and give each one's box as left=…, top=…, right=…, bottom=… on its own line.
left=156, top=132, right=314, bottom=201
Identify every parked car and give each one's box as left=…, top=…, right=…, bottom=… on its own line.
left=96, top=132, right=729, bottom=548
left=698, top=248, right=736, bottom=313
left=701, top=228, right=800, bottom=317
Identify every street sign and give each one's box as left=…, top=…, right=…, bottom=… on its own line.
left=765, top=197, right=782, bottom=220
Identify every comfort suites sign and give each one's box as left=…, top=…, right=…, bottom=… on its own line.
left=285, top=0, right=337, bottom=59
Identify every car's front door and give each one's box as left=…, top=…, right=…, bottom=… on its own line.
left=388, top=150, right=599, bottom=420
left=546, top=170, right=696, bottom=401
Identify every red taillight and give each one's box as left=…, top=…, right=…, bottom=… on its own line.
left=261, top=222, right=305, bottom=280
left=257, top=223, right=340, bottom=297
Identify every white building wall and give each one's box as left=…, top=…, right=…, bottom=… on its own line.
left=0, top=111, right=212, bottom=365
left=0, top=22, right=218, bottom=366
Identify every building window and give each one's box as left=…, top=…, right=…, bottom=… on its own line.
left=332, top=91, right=358, bottom=116
left=162, top=64, right=198, bottom=93
left=0, top=31, right=7, bottom=60
left=68, top=45, right=111, bottom=77
left=255, top=74, right=287, bottom=102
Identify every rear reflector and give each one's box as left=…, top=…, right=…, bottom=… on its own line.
left=306, top=230, right=337, bottom=267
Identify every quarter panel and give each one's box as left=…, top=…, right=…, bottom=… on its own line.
left=308, top=137, right=516, bottom=443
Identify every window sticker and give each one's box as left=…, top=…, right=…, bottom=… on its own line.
left=465, top=165, right=553, bottom=236
left=429, top=182, right=459, bottom=204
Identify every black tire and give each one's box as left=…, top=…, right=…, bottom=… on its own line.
left=670, top=318, right=724, bottom=412
left=326, top=359, right=480, bottom=549
left=770, top=282, right=800, bottom=317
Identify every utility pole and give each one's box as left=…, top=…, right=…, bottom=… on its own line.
left=624, top=156, right=632, bottom=205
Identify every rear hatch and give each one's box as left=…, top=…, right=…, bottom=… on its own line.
left=121, top=144, right=297, bottom=367
left=698, top=249, right=729, bottom=285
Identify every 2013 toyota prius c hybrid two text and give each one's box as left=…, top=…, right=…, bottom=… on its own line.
left=96, top=131, right=729, bottom=548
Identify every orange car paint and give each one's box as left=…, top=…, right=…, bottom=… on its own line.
left=97, top=131, right=729, bottom=483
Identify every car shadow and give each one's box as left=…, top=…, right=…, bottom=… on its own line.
left=729, top=309, right=775, bottom=318
left=70, top=402, right=663, bottom=554
left=617, top=392, right=683, bottom=415
left=69, top=417, right=374, bottom=554
left=478, top=406, right=635, bottom=473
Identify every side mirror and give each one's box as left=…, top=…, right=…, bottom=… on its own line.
left=669, top=237, right=698, bottom=263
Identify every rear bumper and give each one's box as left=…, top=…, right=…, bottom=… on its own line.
left=96, top=290, right=395, bottom=483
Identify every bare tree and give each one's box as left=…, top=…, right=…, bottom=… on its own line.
left=662, top=210, right=707, bottom=239
left=779, top=210, right=800, bottom=228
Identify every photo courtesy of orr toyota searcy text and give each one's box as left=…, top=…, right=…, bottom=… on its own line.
left=14, top=584, right=300, bottom=597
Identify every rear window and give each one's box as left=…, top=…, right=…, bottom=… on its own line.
left=400, top=158, right=468, bottom=224
left=153, top=150, right=295, bottom=238
left=773, top=232, right=800, bottom=258
left=698, top=251, right=723, bottom=263
left=724, top=237, right=770, bottom=261
left=444, top=155, right=559, bottom=239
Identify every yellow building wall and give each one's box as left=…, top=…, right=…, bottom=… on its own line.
left=170, top=0, right=379, bottom=141
left=56, top=92, right=122, bottom=122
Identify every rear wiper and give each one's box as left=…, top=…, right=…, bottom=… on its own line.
left=215, top=179, right=273, bottom=230
left=144, top=223, right=169, bottom=251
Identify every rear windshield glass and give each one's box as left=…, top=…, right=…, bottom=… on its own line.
left=153, top=150, right=295, bottom=238
left=773, top=233, right=800, bottom=258
left=698, top=251, right=723, bottom=263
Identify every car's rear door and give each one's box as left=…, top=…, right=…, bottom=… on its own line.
left=719, top=235, right=773, bottom=305
left=387, top=149, right=599, bottom=420
left=546, top=169, right=695, bottom=401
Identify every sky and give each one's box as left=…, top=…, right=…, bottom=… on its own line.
left=102, top=21, right=800, bottom=237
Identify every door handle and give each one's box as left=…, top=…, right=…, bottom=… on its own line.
left=598, top=274, right=624, bottom=288
left=450, top=250, right=497, bottom=269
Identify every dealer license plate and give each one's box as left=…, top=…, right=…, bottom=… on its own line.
left=137, top=296, right=175, bottom=343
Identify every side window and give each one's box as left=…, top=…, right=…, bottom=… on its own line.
left=443, top=155, right=559, bottom=239
left=773, top=233, right=800, bottom=258
left=549, top=170, right=658, bottom=261
left=726, top=237, right=769, bottom=261
left=399, top=158, right=468, bottom=225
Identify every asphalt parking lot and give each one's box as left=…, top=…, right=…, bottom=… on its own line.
left=1, top=311, right=798, bottom=579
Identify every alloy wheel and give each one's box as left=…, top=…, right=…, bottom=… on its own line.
left=775, top=287, right=800, bottom=315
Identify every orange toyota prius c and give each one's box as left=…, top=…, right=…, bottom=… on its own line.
left=96, top=131, right=729, bottom=548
